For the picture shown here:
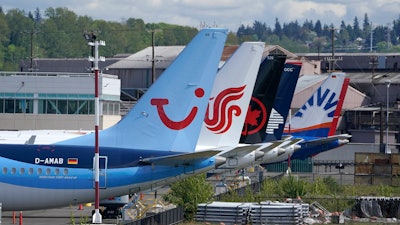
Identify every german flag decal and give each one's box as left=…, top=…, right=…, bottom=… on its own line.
left=67, top=158, right=78, bottom=165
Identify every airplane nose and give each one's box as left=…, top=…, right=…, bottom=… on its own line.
left=214, top=156, right=226, bottom=168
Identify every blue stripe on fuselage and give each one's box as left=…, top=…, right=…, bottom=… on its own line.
left=287, top=127, right=331, bottom=138
left=0, top=144, right=182, bottom=169
left=0, top=154, right=217, bottom=189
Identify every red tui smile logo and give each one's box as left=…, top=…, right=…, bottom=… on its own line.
left=151, top=88, right=204, bottom=130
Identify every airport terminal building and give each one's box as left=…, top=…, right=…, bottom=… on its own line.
left=0, top=71, right=121, bottom=130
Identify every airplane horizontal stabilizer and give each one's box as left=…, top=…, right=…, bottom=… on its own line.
left=301, top=134, right=351, bottom=146
left=218, top=144, right=265, bottom=158
left=140, top=150, right=223, bottom=167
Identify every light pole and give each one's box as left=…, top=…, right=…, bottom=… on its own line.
left=87, top=36, right=105, bottom=224
left=385, top=80, right=391, bottom=154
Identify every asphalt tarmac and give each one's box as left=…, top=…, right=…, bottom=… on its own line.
left=1, top=205, right=119, bottom=225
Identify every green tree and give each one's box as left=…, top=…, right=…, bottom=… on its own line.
left=274, top=18, right=282, bottom=38
left=392, top=16, right=400, bottom=45
left=338, top=21, right=350, bottom=47
left=277, top=174, right=307, bottom=198
left=314, top=20, right=322, bottom=36
left=125, top=18, right=149, bottom=53
left=226, top=32, right=239, bottom=45
left=353, top=16, right=362, bottom=40
left=163, top=173, right=214, bottom=221
left=5, top=9, right=33, bottom=63
left=362, top=13, right=371, bottom=40
left=253, top=20, right=269, bottom=41
left=0, top=7, right=10, bottom=46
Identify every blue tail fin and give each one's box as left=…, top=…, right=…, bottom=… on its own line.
left=239, top=54, right=286, bottom=144
left=57, top=28, right=228, bottom=152
left=284, top=72, right=349, bottom=137
left=265, top=62, right=302, bottom=141
left=196, top=42, right=265, bottom=150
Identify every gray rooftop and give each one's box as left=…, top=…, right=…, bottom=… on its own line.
left=108, top=46, right=185, bottom=69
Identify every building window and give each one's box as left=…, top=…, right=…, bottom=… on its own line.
left=5, top=99, right=14, bottom=113
left=102, top=101, right=120, bottom=115
left=38, top=99, right=95, bottom=114
left=0, top=99, right=33, bottom=113
left=68, top=100, right=78, bottom=114
left=58, top=100, right=67, bottom=114
left=46, top=100, right=58, bottom=114
left=16, top=99, right=33, bottom=113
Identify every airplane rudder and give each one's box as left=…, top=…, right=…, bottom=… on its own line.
left=327, top=74, right=350, bottom=136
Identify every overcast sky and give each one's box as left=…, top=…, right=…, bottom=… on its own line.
left=2, top=0, right=400, bottom=32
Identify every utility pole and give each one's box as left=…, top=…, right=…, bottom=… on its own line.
left=331, top=27, right=335, bottom=71
left=87, top=36, right=105, bottom=224
left=30, top=30, right=34, bottom=71
left=379, top=103, right=384, bottom=153
left=370, top=23, right=373, bottom=52
left=324, top=26, right=342, bottom=73
left=151, top=30, right=156, bottom=84
left=385, top=80, right=391, bottom=154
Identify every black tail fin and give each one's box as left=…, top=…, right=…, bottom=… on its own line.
left=240, top=54, right=286, bottom=144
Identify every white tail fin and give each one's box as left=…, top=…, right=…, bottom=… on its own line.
left=196, top=42, right=265, bottom=150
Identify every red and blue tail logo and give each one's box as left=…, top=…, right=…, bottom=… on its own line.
left=284, top=74, right=349, bottom=137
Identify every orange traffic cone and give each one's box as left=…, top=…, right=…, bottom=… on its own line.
left=78, top=204, right=83, bottom=210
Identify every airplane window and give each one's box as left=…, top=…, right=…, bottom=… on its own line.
left=63, top=168, right=68, bottom=175
left=55, top=168, right=60, bottom=175
left=11, top=168, right=16, bottom=174
left=2, top=167, right=7, bottom=174
left=28, top=168, right=33, bottom=175
left=20, top=168, right=25, bottom=174
left=37, top=168, right=42, bottom=175
left=46, top=168, right=51, bottom=175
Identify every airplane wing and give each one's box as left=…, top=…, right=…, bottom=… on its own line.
left=140, top=150, right=223, bottom=167
left=216, top=140, right=286, bottom=158
left=24, top=135, right=36, bottom=145
left=279, top=138, right=303, bottom=148
left=218, top=144, right=265, bottom=158
left=302, top=134, right=351, bottom=146
left=258, top=141, right=286, bottom=152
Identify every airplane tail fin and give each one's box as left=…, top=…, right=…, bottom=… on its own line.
left=328, top=77, right=350, bottom=136
left=239, top=54, right=286, bottom=144
left=284, top=72, right=349, bottom=138
left=57, top=28, right=228, bottom=152
left=196, top=42, right=265, bottom=150
left=265, top=61, right=302, bottom=141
